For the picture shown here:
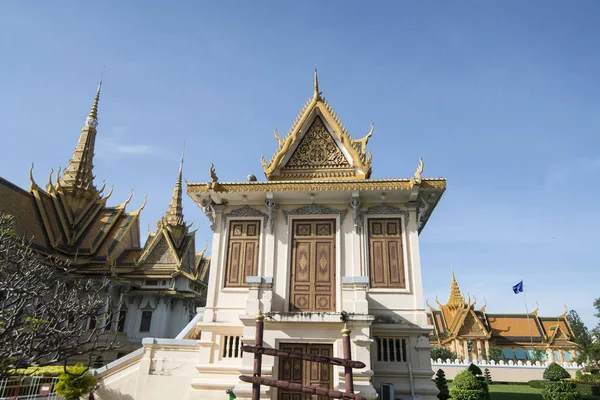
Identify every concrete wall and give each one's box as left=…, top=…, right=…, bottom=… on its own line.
left=94, top=338, right=200, bottom=400
left=430, top=359, right=584, bottom=382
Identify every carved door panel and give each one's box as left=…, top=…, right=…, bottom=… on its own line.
left=290, top=220, right=335, bottom=312
left=278, top=344, right=333, bottom=400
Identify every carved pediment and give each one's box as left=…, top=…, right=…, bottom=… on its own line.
left=284, top=117, right=351, bottom=170
left=457, top=311, right=487, bottom=337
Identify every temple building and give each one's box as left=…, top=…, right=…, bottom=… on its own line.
left=427, top=273, right=578, bottom=363
left=0, top=82, right=209, bottom=361
left=95, top=71, right=447, bottom=400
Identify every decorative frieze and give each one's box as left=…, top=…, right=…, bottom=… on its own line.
left=222, top=206, right=268, bottom=230
left=282, top=203, right=348, bottom=225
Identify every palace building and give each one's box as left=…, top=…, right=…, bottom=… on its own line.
left=427, top=273, right=578, bottom=364
left=95, top=71, right=447, bottom=400
left=0, top=82, right=210, bottom=361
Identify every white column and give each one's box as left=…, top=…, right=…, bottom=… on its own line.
left=406, top=202, right=425, bottom=312
left=203, top=204, right=225, bottom=322
left=263, top=195, right=276, bottom=279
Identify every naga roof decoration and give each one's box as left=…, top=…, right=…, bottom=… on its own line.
left=261, top=69, right=374, bottom=181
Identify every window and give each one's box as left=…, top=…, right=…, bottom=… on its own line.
left=503, top=349, right=515, bottom=359
left=145, top=280, right=158, bottom=286
left=554, top=351, right=560, bottom=361
left=375, top=337, right=407, bottom=362
left=117, top=310, right=127, bottom=332
left=88, top=317, right=97, bottom=330
left=514, top=349, right=526, bottom=360
left=368, top=219, right=405, bottom=288
left=565, top=351, right=571, bottom=361
left=222, top=335, right=243, bottom=359
left=224, top=221, right=260, bottom=287
left=139, top=310, right=153, bottom=332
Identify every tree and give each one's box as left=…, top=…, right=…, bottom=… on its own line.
left=433, top=369, right=450, bottom=400
left=487, top=346, right=503, bottom=362
left=0, top=214, right=123, bottom=377
left=568, top=308, right=600, bottom=365
left=484, top=368, right=492, bottom=384
left=430, top=347, right=459, bottom=361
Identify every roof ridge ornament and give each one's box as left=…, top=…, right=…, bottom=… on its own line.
left=163, top=150, right=186, bottom=227
left=313, top=68, right=321, bottom=100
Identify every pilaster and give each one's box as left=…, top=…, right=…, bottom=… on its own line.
left=406, top=201, right=425, bottom=313
left=204, top=204, right=225, bottom=322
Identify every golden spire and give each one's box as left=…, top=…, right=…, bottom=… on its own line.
left=446, top=269, right=466, bottom=310
left=163, top=150, right=185, bottom=227
left=313, top=68, right=321, bottom=100
left=59, top=80, right=102, bottom=194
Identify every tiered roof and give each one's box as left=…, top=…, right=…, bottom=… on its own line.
left=427, top=274, right=575, bottom=348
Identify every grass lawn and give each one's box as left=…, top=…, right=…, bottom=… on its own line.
left=447, top=384, right=599, bottom=400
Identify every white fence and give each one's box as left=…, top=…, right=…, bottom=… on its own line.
left=0, top=376, right=65, bottom=400
left=430, top=358, right=584, bottom=382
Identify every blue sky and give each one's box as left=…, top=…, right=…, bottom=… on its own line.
left=1, top=2, right=599, bottom=327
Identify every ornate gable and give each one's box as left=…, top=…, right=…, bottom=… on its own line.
left=457, top=310, right=488, bottom=337
left=261, top=70, right=373, bottom=181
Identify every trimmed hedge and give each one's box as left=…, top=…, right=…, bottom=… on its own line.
left=541, top=381, right=581, bottom=400
left=9, top=366, right=69, bottom=377
left=574, top=382, right=600, bottom=396
left=543, top=363, right=571, bottom=381
left=450, top=370, right=489, bottom=400
left=529, top=380, right=546, bottom=389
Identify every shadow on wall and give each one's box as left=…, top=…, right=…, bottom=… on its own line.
left=94, top=385, right=135, bottom=400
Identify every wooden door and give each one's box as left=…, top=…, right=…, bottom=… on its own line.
left=290, top=220, right=335, bottom=312
left=278, top=344, right=333, bottom=400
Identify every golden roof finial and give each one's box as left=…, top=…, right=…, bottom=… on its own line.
left=313, top=68, right=321, bottom=100
left=60, top=75, right=104, bottom=194
left=85, top=79, right=102, bottom=128
left=163, top=148, right=186, bottom=227
left=446, top=268, right=466, bottom=310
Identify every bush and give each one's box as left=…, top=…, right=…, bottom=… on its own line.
left=528, top=380, right=546, bottom=389
left=468, top=363, right=483, bottom=376
left=55, top=364, right=97, bottom=400
left=575, top=382, right=600, bottom=396
left=487, top=346, right=503, bottom=362
left=431, top=347, right=459, bottom=361
left=450, top=370, right=488, bottom=400
left=10, top=366, right=70, bottom=377
left=433, top=369, right=450, bottom=400
left=543, top=362, right=571, bottom=381
left=575, top=370, right=600, bottom=383
left=541, top=380, right=581, bottom=400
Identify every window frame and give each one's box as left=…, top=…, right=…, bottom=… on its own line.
left=139, top=310, right=153, bottom=332
left=223, top=219, right=262, bottom=288
left=365, top=216, right=409, bottom=292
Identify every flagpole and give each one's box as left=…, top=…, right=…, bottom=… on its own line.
left=522, top=282, right=535, bottom=355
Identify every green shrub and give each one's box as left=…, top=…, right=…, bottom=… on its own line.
left=450, top=370, right=488, bottom=400
left=468, top=363, right=483, bottom=376
left=575, top=370, right=600, bottom=383
left=541, top=380, right=581, bottom=400
left=10, top=366, right=70, bottom=377
left=433, top=369, right=450, bottom=400
left=431, top=347, right=459, bottom=361
left=575, top=382, right=600, bottom=396
left=543, top=362, right=571, bottom=381
left=55, top=364, right=97, bottom=400
left=528, top=380, right=546, bottom=389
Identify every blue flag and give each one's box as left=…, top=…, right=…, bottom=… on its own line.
left=512, top=280, right=523, bottom=294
